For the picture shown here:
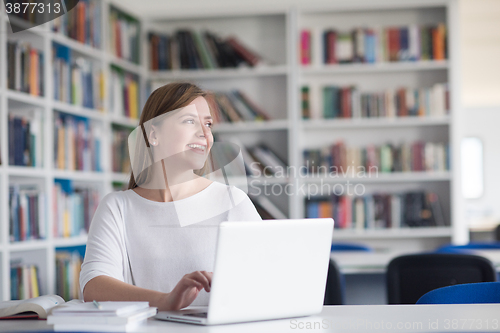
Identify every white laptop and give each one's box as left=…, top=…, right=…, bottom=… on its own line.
left=154, top=218, right=334, bottom=325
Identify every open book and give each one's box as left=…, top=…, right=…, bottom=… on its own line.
left=0, top=295, right=82, bottom=319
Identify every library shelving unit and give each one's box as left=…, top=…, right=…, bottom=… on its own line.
left=0, top=0, right=145, bottom=301
left=0, top=0, right=465, bottom=301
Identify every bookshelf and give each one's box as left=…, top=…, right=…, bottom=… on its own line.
left=0, top=0, right=464, bottom=302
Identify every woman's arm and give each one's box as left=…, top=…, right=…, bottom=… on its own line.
left=83, top=271, right=213, bottom=311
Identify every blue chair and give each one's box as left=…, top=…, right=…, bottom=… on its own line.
left=417, top=282, right=500, bottom=304
left=331, top=243, right=373, bottom=252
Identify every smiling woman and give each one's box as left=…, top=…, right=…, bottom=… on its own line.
left=79, top=82, right=261, bottom=311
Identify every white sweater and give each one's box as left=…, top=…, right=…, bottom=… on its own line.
left=79, top=182, right=261, bottom=306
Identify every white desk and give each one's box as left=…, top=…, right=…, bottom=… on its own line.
left=3, top=304, right=500, bottom=332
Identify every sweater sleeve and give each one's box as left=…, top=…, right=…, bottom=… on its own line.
left=79, top=193, right=128, bottom=296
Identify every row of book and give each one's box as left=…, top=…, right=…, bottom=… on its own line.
left=8, top=112, right=43, bottom=167
left=250, top=195, right=287, bottom=220
left=306, top=191, right=445, bottom=229
left=109, top=6, right=140, bottom=64
left=110, top=66, right=140, bottom=119
left=53, top=180, right=99, bottom=238
left=302, top=83, right=449, bottom=119
left=300, top=24, right=447, bottom=65
left=229, top=139, right=288, bottom=177
left=54, top=113, right=102, bottom=172
left=10, top=263, right=41, bottom=300
left=112, top=127, right=132, bottom=174
left=9, top=185, right=46, bottom=242
left=149, top=30, right=261, bottom=70
left=55, top=251, right=83, bottom=301
left=53, top=43, right=104, bottom=110
left=7, top=41, right=44, bottom=96
left=303, top=141, right=449, bottom=174
left=51, top=0, right=101, bottom=48
left=213, top=90, right=271, bottom=123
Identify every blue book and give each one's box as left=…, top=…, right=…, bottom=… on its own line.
left=307, top=201, right=320, bottom=218
left=399, top=27, right=409, bottom=61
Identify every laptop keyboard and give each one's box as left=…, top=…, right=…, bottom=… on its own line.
left=184, top=312, right=208, bottom=318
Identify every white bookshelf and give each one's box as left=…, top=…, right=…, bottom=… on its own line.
left=0, top=0, right=465, bottom=302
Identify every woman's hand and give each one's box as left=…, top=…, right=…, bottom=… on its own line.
left=164, top=271, right=213, bottom=311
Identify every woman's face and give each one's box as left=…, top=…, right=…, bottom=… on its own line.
left=152, top=96, right=214, bottom=172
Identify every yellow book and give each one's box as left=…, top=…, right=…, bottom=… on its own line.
left=129, top=80, right=138, bottom=119
left=29, top=50, right=39, bottom=96
left=63, top=210, right=70, bottom=238
left=99, top=72, right=105, bottom=112
left=31, top=266, right=39, bottom=298
left=58, top=125, right=65, bottom=169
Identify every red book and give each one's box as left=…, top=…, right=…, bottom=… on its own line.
left=397, top=88, right=408, bottom=116
left=77, top=1, right=85, bottom=43
left=388, top=28, right=400, bottom=62
left=326, top=30, right=337, bottom=64
left=341, top=88, right=352, bottom=118
left=150, top=35, right=159, bottom=70
left=226, top=36, right=261, bottom=66
left=300, top=30, right=311, bottom=65
left=115, top=21, right=121, bottom=58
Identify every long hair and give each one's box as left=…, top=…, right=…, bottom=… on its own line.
left=127, top=82, right=217, bottom=190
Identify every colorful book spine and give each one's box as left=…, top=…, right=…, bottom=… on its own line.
left=109, top=7, right=140, bottom=64
left=305, top=191, right=445, bottom=229
left=53, top=43, right=104, bottom=110
left=8, top=111, right=42, bottom=167
left=51, top=0, right=101, bottom=48
left=112, top=126, right=132, bottom=173
left=110, top=66, right=140, bottom=119
left=10, top=263, right=41, bottom=300
left=9, top=185, right=46, bottom=242
left=53, top=113, right=102, bottom=172
left=301, top=23, right=447, bottom=65
left=212, top=90, right=271, bottom=123
left=303, top=141, right=449, bottom=174
left=55, top=250, right=83, bottom=301
left=53, top=179, right=99, bottom=238
left=7, top=41, right=44, bottom=96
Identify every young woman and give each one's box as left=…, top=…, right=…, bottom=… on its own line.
left=80, top=82, right=261, bottom=311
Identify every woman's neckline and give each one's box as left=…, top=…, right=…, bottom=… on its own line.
left=129, top=181, right=216, bottom=205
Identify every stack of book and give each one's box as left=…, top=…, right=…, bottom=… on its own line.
left=7, top=41, right=44, bottom=96
left=8, top=112, right=43, bottom=167
left=109, top=6, right=140, bottom=64
left=303, top=141, right=449, bottom=174
left=48, top=302, right=157, bottom=332
left=213, top=90, right=271, bottom=123
left=9, top=184, right=46, bottom=242
left=10, top=262, right=41, bottom=300
left=53, top=112, right=102, bottom=172
left=300, top=23, right=447, bottom=65
left=52, top=0, right=101, bottom=48
left=111, top=126, right=132, bottom=174
left=53, top=43, right=104, bottom=110
left=149, top=30, right=262, bottom=70
left=306, top=191, right=445, bottom=229
left=55, top=251, right=83, bottom=301
left=302, top=83, right=449, bottom=119
left=110, top=66, right=139, bottom=119
left=249, top=195, right=287, bottom=220
left=53, top=179, right=99, bottom=238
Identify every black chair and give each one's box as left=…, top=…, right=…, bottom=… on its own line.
left=324, top=259, right=344, bottom=305
left=386, top=253, right=497, bottom=304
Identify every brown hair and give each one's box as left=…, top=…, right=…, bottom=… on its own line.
left=127, top=82, right=216, bottom=190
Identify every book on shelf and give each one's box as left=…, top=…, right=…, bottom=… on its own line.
left=53, top=43, right=104, bottom=110
left=53, top=112, right=102, bottom=172
left=305, top=190, right=446, bottom=229
left=7, top=40, right=44, bottom=96
left=9, top=261, right=41, bottom=301
left=300, top=23, right=447, bottom=65
left=250, top=195, right=287, bottom=220
left=109, top=6, right=140, bottom=64
left=51, top=0, right=101, bottom=48
left=9, top=184, right=46, bottom=242
left=303, top=83, right=449, bottom=119
left=0, top=295, right=73, bottom=319
left=110, top=66, right=140, bottom=119
left=112, top=126, right=132, bottom=174
left=55, top=250, right=83, bottom=301
left=303, top=141, right=449, bottom=175
left=213, top=90, right=271, bottom=123
left=53, top=179, right=99, bottom=238
left=149, top=30, right=264, bottom=70
left=8, top=110, right=43, bottom=167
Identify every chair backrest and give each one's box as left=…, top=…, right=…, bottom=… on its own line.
left=386, top=253, right=497, bottom=304
left=324, top=259, right=344, bottom=305
left=417, top=282, right=500, bottom=304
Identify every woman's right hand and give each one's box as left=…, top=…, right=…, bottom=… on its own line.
left=164, top=271, right=213, bottom=311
